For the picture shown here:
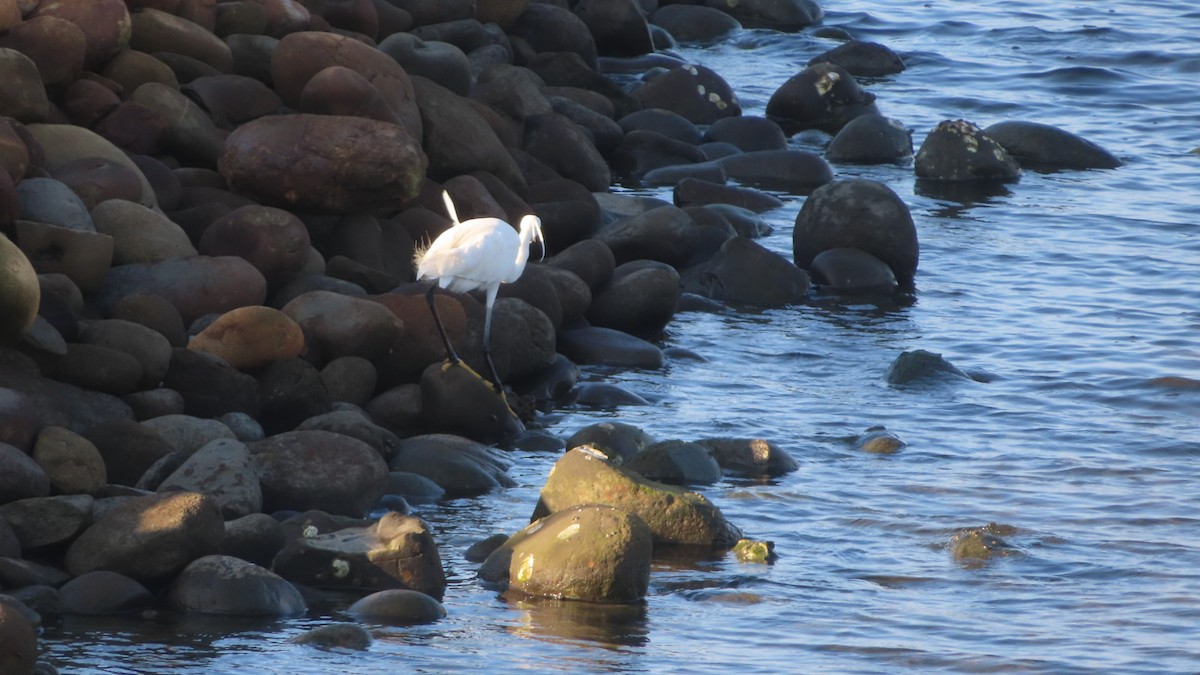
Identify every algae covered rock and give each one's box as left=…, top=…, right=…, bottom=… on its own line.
left=533, top=447, right=742, bottom=549
left=479, top=504, right=652, bottom=603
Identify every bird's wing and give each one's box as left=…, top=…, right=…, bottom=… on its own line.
left=416, top=220, right=510, bottom=284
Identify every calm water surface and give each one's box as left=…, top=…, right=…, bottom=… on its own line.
left=42, top=1, right=1200, bottom=672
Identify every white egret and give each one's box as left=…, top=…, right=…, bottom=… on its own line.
left=415, top=191, right=545, bottom=400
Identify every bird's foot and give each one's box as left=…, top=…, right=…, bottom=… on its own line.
left=442, top=359, right=511, bottom=406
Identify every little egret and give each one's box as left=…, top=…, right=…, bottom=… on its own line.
left=415, top=191, right=544, bottom=400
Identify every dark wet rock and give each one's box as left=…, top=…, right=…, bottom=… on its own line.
left=129, top=83, right=228, bottom=169
left=488, top=296, right=558, bottom=381
left=885, top=349, right=972, bottom=386
left=707, top=0, right=822, bottom=31
left=525, top=51, right=640, bottom=119
left=384, top=471, right=445, bottom=505
left=220, top=114, right=426, bottom=214
left=465, top=532, right=509, bottom=563
left=0, top=441, right=50, bottom=504
left=251, top=430, right=388, bottom=518
left=162, top=348, right=262, bottom=419
left=289, top=622, right=373, bottom=650
left=480, top=504, right=652, bottom=602
left=523, top=182, right=603, bottom=252
left=643, top=161, right=726, bottom=187
left=523, top=113, right=610, bottom=192
left=566, top=421, right=656, bottom=464
left=218, top=412, right=264, bottom=443
left=123, top=388, right=186, bottom=421
left=389, top=433, right=515, bottom=497
left=410, top=77, right=524, bottom=188
left=60, top=78, right=117, bottom=127
left=168, top=555, right=306, bottom=617
left=473, top=64, right=553, bottom=126
left=58, top=570, right=154, bottom=616
left=108, top=295, right=183, bottom=349
left=272, top=31, right=420, bottom=136
left=674, top=177, right=784, bottom=212
left=272, top=512, right=446, bottom=599
left=12, top=220, right=113, bottom=294
left=915, top=119, right=1021, bottom=182
left=0, top=14, right=87, bottom=87
left=546, top=239, right=615, bottom=292
left=281, top=290, right=403, bottom=364
left=0, top=494, right=91, bottom=551
left=587, top=260, right=680, bottom=335
left=97, top=255, right=267, bottom=326
left=0, top=556, right=70, bottom=589
left=296, top=409, right=401, bottom=460
left=79, top=319, right=172, bottom=390
left=683, top=236, right=810, bottom=307
left=90, top=198, right=195, bottom=264
left=625, top=440, right=721, bottom=485
left=83, top=419, right=172, bottom=488
left=826, top=114, right=913, bottom=164
left=595, top=204, right=697, bottom=267
left=158, top=438, right=262, bottom=519
left=64, top=491, right=224, bottom=583
left=533, top=448, right=741, bottom=548
left=346, top=588, right=446, bottom=625
left=854, top=426, right=906, bottom=454
left=31, top=426, right=106, bottom=495
left=509, top=3, right=597, bottom=69
left=571, top=382, right=650, bottom=408
left=320, top=356, right=378, bottom=407
left=100, top=48, right=179, bottom=93
left=418, top=361, right=526, bottom=444
left=0, top=595, right=36, bottom=674
left=717, top=149, right=834, bottom=193
left=255, top=358, right=333, bottom=435
left=574, top=0, right=653, bottom=57
left=49, top=158, right=143, bottom=212
left=634, top=64, right=740, bottom=125
left=703, top=116, right=787, bottom=152
left=613, top=129, right=706, bottom=176
left=130, top=8, right=233, bottom=73
left=197, top=205, right=311, bottom=290
left=808, top=40, right=905, bottom=77
left=183, top=74, right=283, bottom=125
left=379, top=34, right=470, bottom=96
left=0, top=47, right=49, bottom=122
left=557, top=326, right=664, bottom=369
left=650, top=5, right=741, bottom=44
left=25, top=123, right=157, bottom=210
left=548, top=95, right=624, bottom=157
left=793, top=178, right=919, bottom=286
left=511, top=352, right=580, bottom=407
left=983, top=120, right=1121, bottom=170
left=188, top=306, right=305, bottom=370
left=810, top=247, right=898, bottom=293
left=766, top=63, right=877, bottom=135
left=222, top=512, right=287, bottom=567
left=227, top=33, right=278, bottom=84
left=695, top=438, right=799, bottom=477
left=48, top=343, right=142, bottom=396
left=475, top=0, right=528, bottom=28
left=530, top=264, right=591, bottom=324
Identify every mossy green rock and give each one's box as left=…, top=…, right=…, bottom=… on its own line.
left=480, top=504, right=652, bottom=603
left=533, top=447, right=742, bottom=548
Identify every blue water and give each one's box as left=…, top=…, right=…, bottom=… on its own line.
left=41, top=1, right=1200, bottom=672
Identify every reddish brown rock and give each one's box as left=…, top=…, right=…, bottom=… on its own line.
left=0, top=15, right=87, bottom=86
left=182, top=74, right=282, bottom=125
left=271, top=30, right=421, bottom=137
left=198, top=205, right=310, bottom=289
left=30, top=0, right=132, bottom=70
left=189, top=305, right=305, bottom=369
left=219, top=114, right=426, bottom=214
left=299, top=65, right=397, bottom=124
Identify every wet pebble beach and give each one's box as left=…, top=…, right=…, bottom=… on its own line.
left=2, top=0, right=1199, bottom=673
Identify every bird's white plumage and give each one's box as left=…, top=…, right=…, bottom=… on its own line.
left=415, top=191, right=545, bottom=385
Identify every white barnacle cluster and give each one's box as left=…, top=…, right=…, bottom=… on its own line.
left=708, top=91, right=727, bottom=110
left=684, top=64, right=699, bottom=76
left=331, top=558, right=350, bottom=578
left=816, top=70, right=841, bottom=96
left=302, top=524, right=319, bottom=538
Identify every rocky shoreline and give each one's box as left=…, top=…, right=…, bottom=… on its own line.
left=0, top=0, right=1122, bottom=671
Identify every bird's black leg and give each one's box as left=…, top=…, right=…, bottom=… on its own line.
left=426, top=285, right=461, bottom=364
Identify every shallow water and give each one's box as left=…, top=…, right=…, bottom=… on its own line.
left=41, top=1, right=1200, bottom=673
